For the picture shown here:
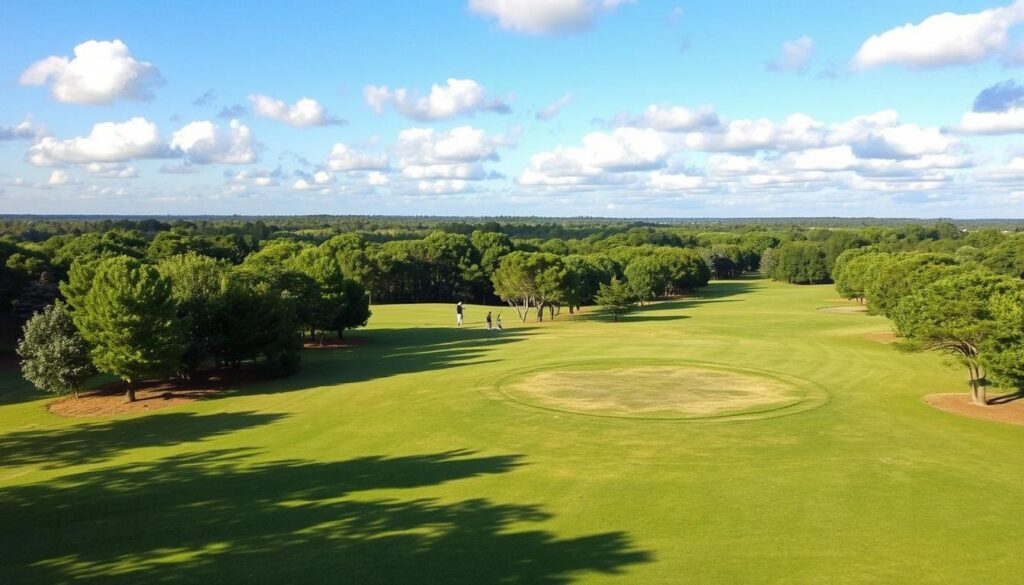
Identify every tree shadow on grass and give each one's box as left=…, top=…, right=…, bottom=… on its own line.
left=0, top=449, right=651, bottom=584
left=229, top=327, right=536, bottom=396
left=0, top=411, right=286, bottom=469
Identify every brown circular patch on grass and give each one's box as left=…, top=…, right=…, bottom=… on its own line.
left=500, top=366, right=808, bottom=420
left=47, top=369, right=264, bottom=417
left=924, top=393, right=1024, bottom=427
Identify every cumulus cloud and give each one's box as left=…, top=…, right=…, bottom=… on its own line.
left=84, top=162, right=138, bottom=178
left=851, top=1, right=1024, bottom=70
left=467, top=0, right=630, bottom=35
left=518, top=127, right=669, bottom=187
left=392, top=126, right=512, bottom=191
left=0, top=120, right=43, bottom=141
left=516, top=105, right=966, bottom=199
left=19, top=39, right=163, bottom=104
left=326, top=143, right=389, bottom=171
left=683, top=113, right=825, bottom=152
left=956, top=108, right=1024, bottom=134
left=48, top=170, right=73, bottom=186
left=170, top=119, right=259, bottom=164
left=364, top=78, right=510, bottom=121
left=537, top=94, right=575, bottom=120
left=765, top=36, right=815, bottom=73
left=248, top=94, right=344, bottom=128
left=26, top=117, right=164, bottom=166
left=619, top=104, right=719, bottom=132
left=228, top=167, right=282, bottom=188
left=367, top=171, right=390, bottom=186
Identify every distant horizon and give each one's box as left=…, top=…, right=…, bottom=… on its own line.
left=4, top=2, right=1024, bottom=217
left=3, top=213, right=1022, bottom=224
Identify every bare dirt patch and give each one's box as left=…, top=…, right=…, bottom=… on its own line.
left=817, top=305, right=868, bottom=315
left=502, top=366, right=803, bottom=419
left=47, top=369, right=265, bottom=417
left=924, top=393, right=1024, bottom=427
left=302, top=336, right=370, bottom=349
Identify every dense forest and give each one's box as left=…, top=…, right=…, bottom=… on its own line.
left=4, top=216, right=1024, bottom=403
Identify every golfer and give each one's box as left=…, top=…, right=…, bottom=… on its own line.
left=486, top=311, right=493, bottom=331
left=456, top=302, right=464, bottom=326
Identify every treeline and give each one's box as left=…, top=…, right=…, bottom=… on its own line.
left=17, top=248, right=371, bottom=401
left=762, top=222, right=1024, bottom=284
left=6, top=219, right=1024, bottom=340
left=830, top=247, right=1024, bottom=405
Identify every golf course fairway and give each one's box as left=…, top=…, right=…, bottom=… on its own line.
left=2, top=278, right=1023, bottom=584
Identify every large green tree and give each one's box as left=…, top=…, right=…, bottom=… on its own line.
left=73, top=256, right=188, bottom=402
left=17, top=301, right=95, bottom=398
left=158, top=253, right=227, bottom=377
left=892, top=269, right=1024, bottom=405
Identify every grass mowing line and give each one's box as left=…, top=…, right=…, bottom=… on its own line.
left=481, top=358, right=830, bottom=422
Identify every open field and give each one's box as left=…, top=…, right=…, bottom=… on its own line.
left=2, top=279, right=1023, bottom=583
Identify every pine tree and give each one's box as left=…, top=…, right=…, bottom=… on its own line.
left=73, top=256, right=188, bottom=402
left=595, top=277, right=638, bottom=322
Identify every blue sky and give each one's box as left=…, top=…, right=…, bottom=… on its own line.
left=3, top=0, right=1024, bottom=217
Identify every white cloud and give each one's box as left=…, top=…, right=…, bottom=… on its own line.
left=684, top=113, right=825, bottom=152
left=622, top=104, right=719, bottom=132
left=515, top=106, right=968, bottom=200
left=19, top=39, right=163, bottom=104
left=418, top=179, right=469, bottom=194
left=956, top=107, right=1024, bottom=134
left=395, top=126, right=503, bottom=165
left=85, top=162, right=138, bottom=178
left=367, top=171, right=390, bottom=186
left=467, top=0, right=629, bottom=35
left=537, top=94, right=575, bottom=120
left=647, top=171, right=705, bottom=191
left=851, top=1, right=1024, bottom=70
left=248, top=94, right=343, bottom=128
left=327, top=143, right=389, bottom=171
left=392, top=126, right=511, bottom=190
left=170, top=119, right=258, bottom=164
left=26, top=117, right=163, bottom=166
left=0, top=120, right=43, bottom=141
left=518, top=127, right=669, bottom=186
left=765, top=36, right=815, bottom=73
left=364, top=78, right=510, bottom=121
left=48, top=170, right=72, bottom=186
left=228, top=168, right=281, bottom=188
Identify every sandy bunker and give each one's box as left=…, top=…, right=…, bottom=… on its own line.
left=503, top=366, right=804, bottom=419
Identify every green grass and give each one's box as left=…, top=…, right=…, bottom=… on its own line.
left=2, top=278, right=1023, bottom=584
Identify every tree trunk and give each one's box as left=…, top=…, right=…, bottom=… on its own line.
left=968, top=363, right=987, bottom=406
left=338, top=328, right=344, bottom=340
left=319, top=330, right=325, bottom=346
left=125, top=379, right=137, bottom=403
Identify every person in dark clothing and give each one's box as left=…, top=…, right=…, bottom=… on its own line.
left=456, top=302, right=464, bottom=326
left=486, top=311, right=493, bottom=331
